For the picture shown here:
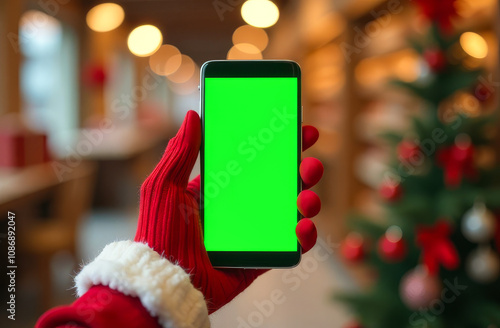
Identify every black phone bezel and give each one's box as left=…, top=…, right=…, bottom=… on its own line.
left=200, top=60, right=302, bottom=268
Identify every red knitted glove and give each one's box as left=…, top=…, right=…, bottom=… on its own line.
left=135, top=110, right=322, bottom=314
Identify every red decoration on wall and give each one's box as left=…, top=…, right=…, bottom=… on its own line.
left=82, top=63, right=107, bottom=88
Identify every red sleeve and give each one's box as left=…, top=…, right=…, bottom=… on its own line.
left=36, top=285, right=162, bottom=328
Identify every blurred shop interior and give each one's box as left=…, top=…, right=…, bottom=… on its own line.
left=0, top=0, right=499, bottom=327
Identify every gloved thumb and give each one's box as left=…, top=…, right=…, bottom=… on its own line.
left=158, top=110, right=201, bottom=188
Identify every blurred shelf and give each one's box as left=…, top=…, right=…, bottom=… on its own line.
left=76, top=124, right=174, bottom=161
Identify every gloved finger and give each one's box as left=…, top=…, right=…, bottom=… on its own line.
left=302, top=125, right=319, bottom=151
left=187, top=175, right=201, bottom=202
left=296, top=218, right=317, bottom=253
left=155, top=110, right=201, bottom=188
left=300, top=157, right=323, bottom=190
left=297, top=190, right=321, bottom=218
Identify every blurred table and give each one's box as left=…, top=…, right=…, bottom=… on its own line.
left=0, top=162, right=60, bottom=214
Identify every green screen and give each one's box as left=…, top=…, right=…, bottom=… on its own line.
left=203, top=77, right=298, bottom=252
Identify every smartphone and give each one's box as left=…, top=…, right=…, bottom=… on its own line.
left=200, top=60, right=302, bottom=268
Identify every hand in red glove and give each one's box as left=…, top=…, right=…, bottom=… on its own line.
left=135, top=110, right=323, bottom=314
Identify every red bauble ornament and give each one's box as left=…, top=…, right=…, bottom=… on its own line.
left=398, top=140, right=420, bottom=162
left=473, top=82, right=494, bottom=103
left=437, top=134, right=476, bottom=188
left=424, top=49, right=447, bottom=72
left=378, top=226, right=408, bottom=262
left=341, top=232, right=365, bottom=262
left=379, top=182, right=402, bottom=202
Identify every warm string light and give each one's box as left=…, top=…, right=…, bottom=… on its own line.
left=86, top=3, right=124, bottom=32
left=127, top=25, right=163, bottom=57
left=167, top=55, right=196, bottom=84
left=147, top=44, right=199, bottom=94
left=460, top=32, right=488, bottom=59
left=232, top=25, right=268, bottom=51
left=227, top=43, right=263, bottom=60
left=85, top=3, right=199, bottom=93
left=149, top=45, right=182, bottom=76
left=227, top=25, right=268, bottom=60
left=241, top=0, right=279, bottom=28
left=169, top=71, right=200, bottom=95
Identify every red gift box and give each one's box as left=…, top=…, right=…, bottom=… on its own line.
left=0, top=129, right=51, bottom=168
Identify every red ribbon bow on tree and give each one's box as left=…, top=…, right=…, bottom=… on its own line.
left=414, top=0, right=457, bottom=33
left=437, top=144, right=476, bottom=188
left=416, top=220, right=460, bottom=275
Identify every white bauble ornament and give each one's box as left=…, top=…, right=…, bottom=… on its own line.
left=461, top=203, right=496, bottom=243
left=466, top=246, right=500, bottom=284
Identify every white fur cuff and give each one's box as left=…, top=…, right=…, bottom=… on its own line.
left=75, top=241, right=210, bottom=328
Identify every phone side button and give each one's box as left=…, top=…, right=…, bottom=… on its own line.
left=301, top=106, right=303, bottom=123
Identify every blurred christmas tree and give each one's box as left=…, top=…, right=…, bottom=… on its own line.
left=337, top=1, right=500, bottom=327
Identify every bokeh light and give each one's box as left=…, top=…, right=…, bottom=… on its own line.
left=169, top=69, right=200, bottom=95
left=167, top=55, right=196, bottom=84
left=386, top=226, right=403, bottom=243
left=232, top=25, right=269, bottom=51
left=149, top=45, right=182, bottom=76
left=393, top=52, right=421, bottom=82
left=86, top=3, right=124, bottom=32
left=241, top=0, right=279, bottom=28
left=227, top=43, right=263, bottom=60
left=19, top=10, right=62, bottom=56
left=127, top=25, right=163, bottom=57
left=302, top=44, right=344, bottom=99
left=460, top=32, right=488, bottom=59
